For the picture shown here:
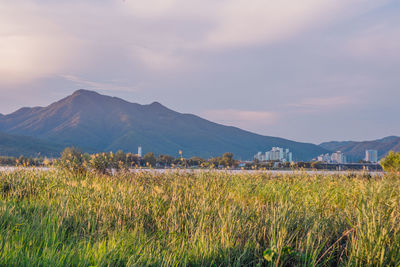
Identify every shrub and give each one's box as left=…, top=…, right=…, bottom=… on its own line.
left=57, top=147, right=87, bottom=174
left=89, top=152, right=112, bottom=174
left=380, top=151, right=400, bottom=173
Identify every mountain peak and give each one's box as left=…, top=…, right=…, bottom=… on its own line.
left=71, top=89, right=100, bottom=97
left=147, top=101, right=173, bottom=113
left=149, top=101, right=163, bottom=107
left=64, top=89, right=112, bottom=107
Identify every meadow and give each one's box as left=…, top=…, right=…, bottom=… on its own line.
left=0, top=169, right=399, bottom=266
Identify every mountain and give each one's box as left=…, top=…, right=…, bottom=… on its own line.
left=0, top=89, right=328, bottom=160
left=320, top=136, right=400, bottom=161
left=0, top=131, right=62, bottom=157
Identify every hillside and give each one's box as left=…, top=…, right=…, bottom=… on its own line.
left=0, top=131, right=62, bottom=157
left=320, top=136, right=400, bottom=161
left=0, top=90, right=328, bottom=160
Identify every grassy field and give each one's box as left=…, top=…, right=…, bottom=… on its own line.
left=0, top=169, right=399, bottom=266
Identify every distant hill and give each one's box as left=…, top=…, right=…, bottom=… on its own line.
left=320, top=136, right=400, bottom=161
left=0, top=89, right=328, bottom=160
left=0, top=131, right=62, bottom=157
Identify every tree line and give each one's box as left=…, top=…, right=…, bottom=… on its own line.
left=57, top=147, right=238, bottom=174
left=2, top=147, right=400, bottom=174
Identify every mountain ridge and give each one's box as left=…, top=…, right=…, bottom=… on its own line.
left=0, top=89, right=329, bottom=160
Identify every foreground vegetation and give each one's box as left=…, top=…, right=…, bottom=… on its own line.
left=0, top=169, right=399, bottom=266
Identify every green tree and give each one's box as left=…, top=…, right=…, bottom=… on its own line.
left=188, top=157, right=205, bottom=167
left=115, top=150, right=126, bottom=163
left=208, top=157, right=221, bottom=168
left=221, top=152, right=237, bottom=167
left=114, top=150, right=128, bottom=170
left=157, top=154, right=174, bottom=167
left=380, top=151, right=400, bottom=173
left=143, top=152, right=156, bottom=167
left=126, top=153, right=139, bottom=167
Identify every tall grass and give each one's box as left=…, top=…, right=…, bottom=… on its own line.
left=0, top=169, right=399, bottom=266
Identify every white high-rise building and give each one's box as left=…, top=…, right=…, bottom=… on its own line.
left=255, top=147, right=293, bottom=162
left=288, top=152, right=293, bottom=162
left=138, top=146, right=143, bottom=157
left=331, top=151, right=346, bottom=164
left=270, top=148, right=281, bottom=161
left=365, top=150, right=378, bottom=163
left=265, top=151, right=271, bottom=161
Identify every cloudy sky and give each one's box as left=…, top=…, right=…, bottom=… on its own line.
left=1, top=0, right=399, bottom=143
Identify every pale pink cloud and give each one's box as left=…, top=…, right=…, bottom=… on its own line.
left=0, top=2, right=86, bottom=84
left=0, top=0, right=391, bottom=86
left=121, top=0, right=389, bottom=49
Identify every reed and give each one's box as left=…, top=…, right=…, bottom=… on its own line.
left=0, top=169, right=399, bottom=266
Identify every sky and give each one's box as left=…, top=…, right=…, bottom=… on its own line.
left=0, top=0, right=399, bottom=144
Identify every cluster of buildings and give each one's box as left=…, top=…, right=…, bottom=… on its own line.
left=314, top=149, right=379, bottom=164
left=139, top=144, right=379, bottom=166
left=315, top=151, right=347, bottom=164
left=254, top=147, right=293, bottom=162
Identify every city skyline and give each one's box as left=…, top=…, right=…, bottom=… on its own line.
left=1, top=1, right=399, bottom=143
